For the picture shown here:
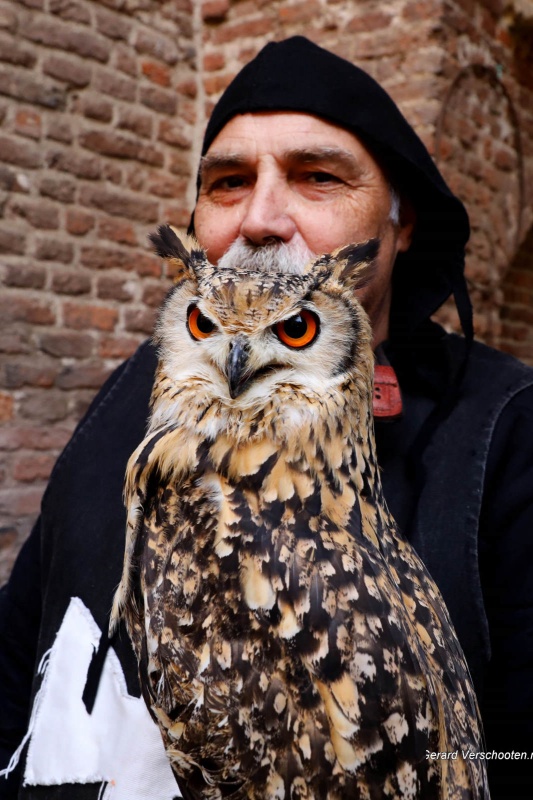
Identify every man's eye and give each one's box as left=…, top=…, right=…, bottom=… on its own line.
left=211, top=175, right=248, bottom=191
left=306, top=171, right=341, bottom=184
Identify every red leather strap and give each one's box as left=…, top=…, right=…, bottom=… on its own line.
left=373, top=364, right=403, bottom=420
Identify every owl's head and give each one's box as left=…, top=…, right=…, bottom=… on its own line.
left=150, top=226, right=378, bottom=420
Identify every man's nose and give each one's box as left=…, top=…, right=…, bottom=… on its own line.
left=239, top=175, right=297, bottom=245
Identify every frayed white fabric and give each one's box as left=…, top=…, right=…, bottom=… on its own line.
left=20, top=597, right=180, bottom=799
left=0, top=648, right=52, bottom=782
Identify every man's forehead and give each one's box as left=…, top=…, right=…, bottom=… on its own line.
left=200, top=112, right=374, bottom=166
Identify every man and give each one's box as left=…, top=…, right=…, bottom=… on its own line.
left=1, top=36, right=532, bottom=799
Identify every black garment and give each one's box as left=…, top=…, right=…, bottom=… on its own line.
left=1, top=332, right=533, bottom=798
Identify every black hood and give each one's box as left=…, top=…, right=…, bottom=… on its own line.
left=195, top=36, right=472, bottom=343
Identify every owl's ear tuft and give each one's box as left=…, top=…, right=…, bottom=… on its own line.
left=150, top=224, right=191, bottom=261
left=149, top=225, right=206, bottom=283
left=331, top=239, right=380, bottom=292
left=314, top=239, right=380, bottom=293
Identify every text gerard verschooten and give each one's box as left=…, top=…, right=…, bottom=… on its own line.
left=427, top=750, right=533, bottom=760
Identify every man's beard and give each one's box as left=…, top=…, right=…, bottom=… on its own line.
left=216, top=237, right=316, bottom=275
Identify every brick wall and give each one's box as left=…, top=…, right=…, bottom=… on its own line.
left=0, top=0, right=200, bottom=581
left=0, top=0, right=532, bottom=582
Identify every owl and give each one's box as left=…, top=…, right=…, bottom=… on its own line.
left=111, top=225, right=489, bottom=800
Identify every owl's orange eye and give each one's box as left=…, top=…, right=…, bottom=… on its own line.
left=187, top=305, right=215, bottom=340
left=275, top=310, right=319, bottom=349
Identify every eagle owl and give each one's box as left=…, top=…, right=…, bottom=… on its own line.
left=111, top=225, right=488, bottom=800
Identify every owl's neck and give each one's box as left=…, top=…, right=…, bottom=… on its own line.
left=147, top=360, right=390, bottom=539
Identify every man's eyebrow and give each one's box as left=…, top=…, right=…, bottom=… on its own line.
left=199, top=146, right=362, bottom=175
left=199, top=153, right=249, bottom=176
left=282, top=146, right=361, bottom=169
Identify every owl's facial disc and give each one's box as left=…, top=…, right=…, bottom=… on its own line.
left=225, top=310, right=321, bottom=399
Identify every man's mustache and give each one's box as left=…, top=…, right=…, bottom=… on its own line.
left=216, top=237, right=315, bottom=274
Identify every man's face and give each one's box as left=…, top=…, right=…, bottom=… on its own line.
left=194, top=112, right=414, bottom=346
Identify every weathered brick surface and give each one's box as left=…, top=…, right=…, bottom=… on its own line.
left=0, top=0, right=532, bottom=587
left=0, top=0, right=197, bottom=582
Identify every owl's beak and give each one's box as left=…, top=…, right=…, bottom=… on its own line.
left=227, top=336, right=251, bottom=399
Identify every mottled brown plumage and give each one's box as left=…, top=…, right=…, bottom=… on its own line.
left=111, top=225, right=489, bottom=799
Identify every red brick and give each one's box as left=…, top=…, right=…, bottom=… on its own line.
left=0, top=7, right=18, bottom=33
left=79, top=186, right=159, bottom=222
left=0, top=68, right=66, bottom=110
left=0, top=295, right=55, bottom=325
left=158, top=120, right=192, bottom=148
left=40, top=331, right=93, bottom=358
left=66, top=209, right=95, bottom=236
left=93, top=68, right=137, bottom=101
left=179, top=98, right=197, bottom=125
left=124, top=306, right=158, bottom=334
left=19, top=0, right=45, bottom=9
left=0, top=330, right=32, bottom=355
left=203, top=52, right=225, bottom=71
left=96, top=275, right=135, bottom=302
left=95, top=7, right=132, bottom=40
left=0, top=134, right=41, bottom=168
left=79, top=94, right=114, bottom=122
left=80, top=244, right=135, bottom=271
left=43, top=54, right=92, bottom=87
left=142, top=282, right=168, bottom=308
left=204, top=73, right=233, bottom=96
left=0, top=226, right=26, bottom=254
left=1, top=359, right=58, bottom=389
left=114, top=44, right=138, bottom=77
left=176, top=78, right=197, bottom=99
left=24, top=18, right=111, bottom=63
left=142, top=60, right=171, bottom=87
left=161, top=205, right=191, bottom=230
left=494, top=147, right=517, bottom=171
left=49, top=0, right=91, bottom=23
left=0, top=164, right=14, bottom=191
left=13, top=454, right=56, bottom=482
left=10, top=199, right=59, bottom=229
left=56, top=364, right=112, bottom=389
left=125, top=166, right=145, bottom=192
left=46, top=116, right=73, bottom=143
left=212, top=18, right=271, bottom=45
left=0, top=37, right=36, bottom=67
left=0, top=487, right=43, bottom=517
left=168, top=151, right=192, bottom=177
left=4, top=264, right=46, bottom=289
left=202, top=0, right=230, bottom=21
left=51, top=270, right=91, bottom=294
left=35, top=238, right=74, bottom=264
left=97, top=218, right=137, bottom=246
left=147, top=174, right=188, bottom=198
left=117, top=108, right=153, bottom=138
left=278, top=1, right=321, bottom=23
left=502, top=305, right=533, bottom=325
left=98, top=335, right=140, bottom=359
left=63, top=302, right=118, bottom=331
left=102, top=161, right=123, bottom=183
left=0, top=425, right=72, bottom=451
left=80, top=129, right=140, bottom=159
left=0, top=392, right=14, bottom=422
left=139, top=84, right=178, bottom=115
left=47, top=148, right=102, bottom=180
left=134, top=29, right=179, bottom=65
left=19, top=390, right=69, bottom=423
left=39, top=177, right=76, bottom=203
left=133, top=252, right=165, bottom=277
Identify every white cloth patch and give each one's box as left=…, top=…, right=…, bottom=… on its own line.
left=23, top=597, right=180, bottom=799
